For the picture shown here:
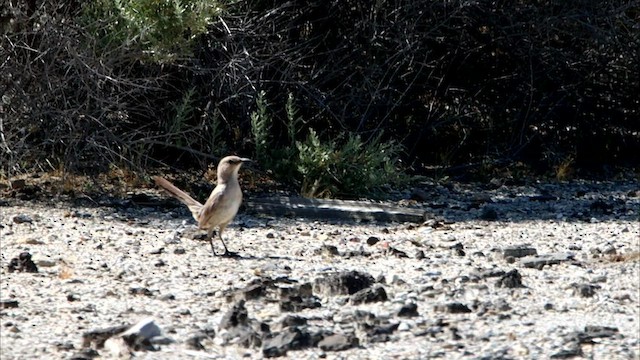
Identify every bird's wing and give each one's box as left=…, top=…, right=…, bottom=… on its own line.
left=198, top=184, right=227, bottom=227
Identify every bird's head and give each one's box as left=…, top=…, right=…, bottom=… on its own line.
left=217, top=155, right=251, bottom=182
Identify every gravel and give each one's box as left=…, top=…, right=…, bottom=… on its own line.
left=1, top=180, right=639, bottom=359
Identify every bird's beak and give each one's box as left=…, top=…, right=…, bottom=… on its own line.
left=240, top=158, right=252, bottom=163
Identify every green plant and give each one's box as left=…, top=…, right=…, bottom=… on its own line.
left=250, top=90, right=272, bottom=165
left=168, top=88, right=196, bottom=144
left=80, top=0, right=222, bottom=60
left=296, top=129, right=408, bottom=198
left=250, top=92, right=408, bottom=198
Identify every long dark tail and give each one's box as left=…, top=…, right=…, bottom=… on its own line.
left=154, top=176, right=203, bottom=221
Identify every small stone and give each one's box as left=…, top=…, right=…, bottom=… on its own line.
left=479, top=206, right=498, bottom=220
left=520, top=253, right=575, bottom=269
left=7, top=252, right=38, bottom=273
left=350, top=285, right=388, bottom=305
left=279, top=315, right=308, bottom=329
left=574, top=326, right=619, bottom=344
left=387, top=247, right=409, bottom=258
left=82, top=324, right=131, bottom=348
left=314, top=245, right=339, bottom=256
left=262, top=327, right=311, bottom=357
left=366, top=236, right=381, bottom=246
left=571, top=284, right=600, bottom=298
left=18, top=238, right=44, bottom=245
left=13, top=214, right=33, bottom=224
left=173, top=248, right=186, bottom=255
left=149, top=247, right=164, bottom=255
left=502, top=245, right=537, bottom=258
left=0, top=300, right=19, bottom=309
left=69, top=348, right=100, bottom=360
left=129, top=287, right=154, bottom=297
left=496, top=269, right=524, bottom=288
left=434, top=302, right=472, bottom=314
left=120, top=318, right=163, bottom=351
left=187, top=329, right=216, bottom=350
left=317, top=333, right=359, bottom=352
left=397, top=303, right=419, bottom=317
left=313, top=270, right=375, bottom=296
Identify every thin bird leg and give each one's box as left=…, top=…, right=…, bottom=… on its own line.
left=207, top=228, right=218, bottom=256
left=218, top=225, right=229, bottom=256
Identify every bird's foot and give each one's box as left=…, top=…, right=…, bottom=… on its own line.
left=214, top=250, right=240, bottom=258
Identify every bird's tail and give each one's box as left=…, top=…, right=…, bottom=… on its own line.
left=154, top=176, right=203, bottom=221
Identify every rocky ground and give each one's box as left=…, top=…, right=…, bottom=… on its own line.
left=1, top=179, right=639, bottom=359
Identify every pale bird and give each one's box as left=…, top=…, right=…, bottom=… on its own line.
left=154, top=155, right=251, bottom=256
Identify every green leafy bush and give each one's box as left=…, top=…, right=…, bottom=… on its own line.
left=250, top=93, right=408, bottom=198
left=80, top=0, right=223, bottom=59
left=296, top=129, right=407, bottom=198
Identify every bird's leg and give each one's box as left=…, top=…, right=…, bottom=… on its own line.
left=207, top=228, right=218, bottom=256
left=218, top=224, right=239, bottom=258
left=218, top=231, right=229, bottom=256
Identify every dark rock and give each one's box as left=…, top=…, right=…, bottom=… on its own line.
left=550, top=344, right=583, bottom=359
left=219, top=301, right=249, bottom=330
left=278, top=282, right=313, bottom=299
left=314, top=245, right=339, bottom=256
left=313, top=270, right=375, bottom=296
left=69, top=348, right=100, bottom=360
left=571, top=283, right=600, bottom=298
left=317, top=333, right=359, bottom=352
left=415, top=250, right=425, bottom=259
left=397, top=303, right=419, bottom=317
left=12, top=214, right=33, bottom=224
left=502, top=245, right=537, bottom=258
left=410, top=188, right=430, bottom=202
left=386, top=247, right=409, bottom=258
left=352, top=310, right=399, bottom=343
left=218, top=301, right=266, bottom=348
left=479, top=206, right=498, bottom=220
left=262, top=327, right=312, bottom=357
left=589, top=199, right=614, bottom=214
left=279, top=315, right=307, bottom=329
left=173, top=248, right=186, bottom=255
left=342, top=249, right=372, bottom=258
left=0, top=300, right=19, bottom=309
left=469, top=269, right=506, bottom=280
left=82, top=324, right=131, bottom=348
left=7, top=252, right=38, bottom=273
left=450, top=242, right=465, bottom=256
left=350, top=285, right=388, bottom=305
left=496, top=269, right=524, bottom=288
left=160, top=294, right=175, bottom=301
left=574, top=326, right=619, bottom=344
left=520, top=253, right=575, bottom=269
left=366, top=236, right=381, bottom=246
left=434, top=302, right=472, bottom=314
left=129, top=287, right=154, bottom=297
left=279, top=295, right=322, bottom=312
left=186, top=328, right=216, bottom=350
left=120, top=318, right=163, bottom=351
left=237, top=281, right=268, bottom=301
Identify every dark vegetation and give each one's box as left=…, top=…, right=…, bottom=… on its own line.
left=1, top=0, right=638, bottom=197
